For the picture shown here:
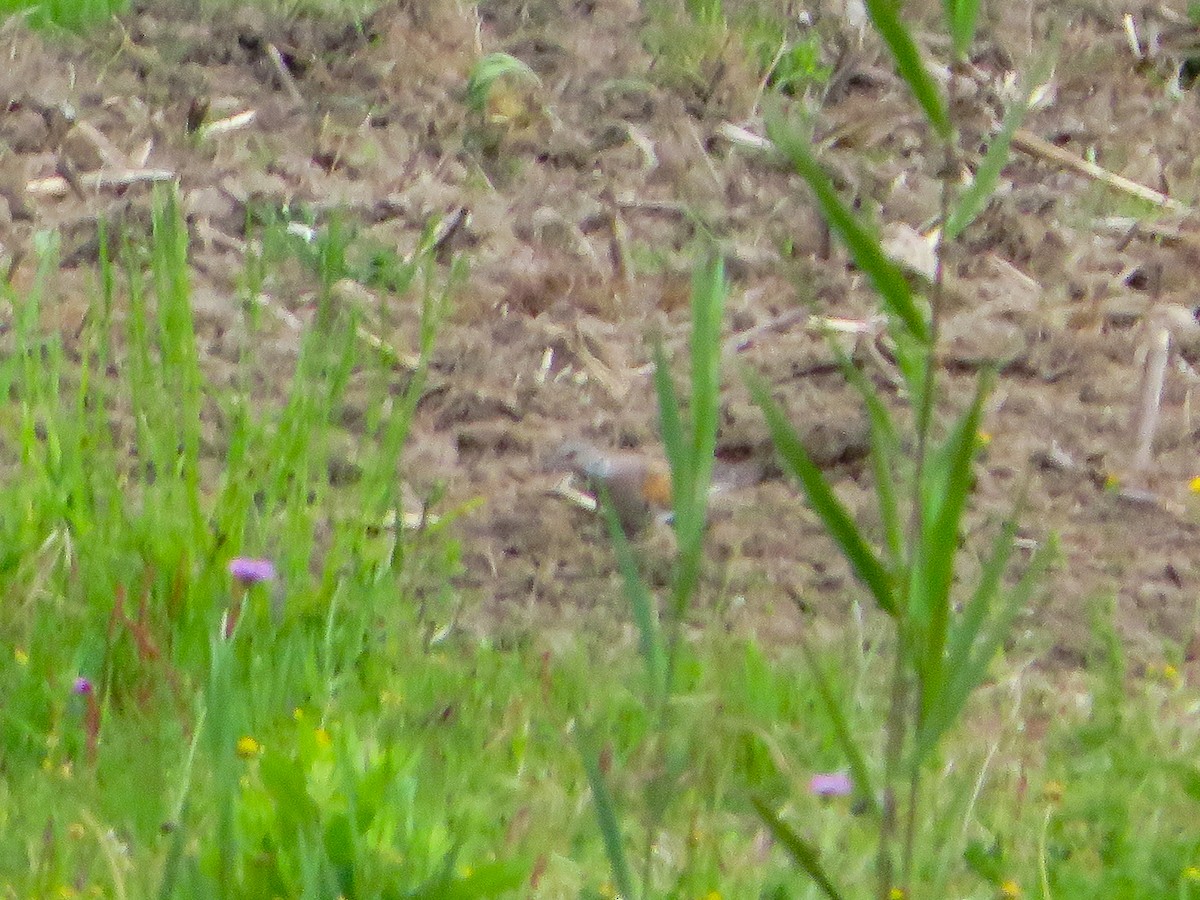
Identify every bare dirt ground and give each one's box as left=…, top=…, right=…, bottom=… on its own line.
left=5, top=0, right=1200, bottom=669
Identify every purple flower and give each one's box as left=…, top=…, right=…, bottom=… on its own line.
left=229, top=557, right=276, bottom=585
left=72, top=676, right=94, bottom=696
left=809, top=772, right=853, bottom=798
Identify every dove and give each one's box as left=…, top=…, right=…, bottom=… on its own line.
left=551, top=440, right=673, bottom=535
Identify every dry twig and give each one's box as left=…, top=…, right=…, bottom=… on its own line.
left=1012, top=128, right=1189, bottom=213
left=198, top=110, right=257, bottom=140
left=26, top=167, right=176, bottom=196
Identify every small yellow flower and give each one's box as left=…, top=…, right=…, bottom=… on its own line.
left=700, top=893, right=722, bottom=900
left=1042, top=780, right=1064, bottom=803
left=977, top=430, right=993, bottom=448
left=13, top=647, right=28, bottom=666
left=1189, top=477, right=1200, bottom=494
left=1145, top=659, right=1182, bottom=683
left=1104, top=473, right=1120, bottom=492
left=999, top=879, right=1021, bottom=898
left=889, top=889, right=906, bottom=900
left=236, top=736, right=262, bottom=759
left=1184, top=865, right=1200, bottom=882
left=314, top=727, right=332, bottom=749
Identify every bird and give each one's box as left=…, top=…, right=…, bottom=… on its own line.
left=549, top=440, right=673, bottom=535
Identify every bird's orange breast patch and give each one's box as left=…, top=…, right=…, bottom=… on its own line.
left=642, top=470, right=672, bottom=508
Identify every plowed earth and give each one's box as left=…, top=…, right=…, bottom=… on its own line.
left=5, top=0, right=1200, bottom=670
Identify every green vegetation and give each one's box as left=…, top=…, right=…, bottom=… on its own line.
left=0, top=187, right=1196, bottom=900
left=3, top=1, right=1200, bottom=898
left=0, top=0, right=122, bottom=31
left=642, top=0, right=832, bottom=112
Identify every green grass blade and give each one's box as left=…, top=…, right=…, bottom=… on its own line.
left=599, top=486, right=666, bottom=701
left=580, top=733, right=637, bottom=900
left=947, top=521, right=1015, bottom=673
left=750, top=796, right=847, bottom=900
left=796, top=629, right=878, bottom=816
left=910, top=372, right=991, bottom=714
left=864, top=0, right=951, bottom=137
left=912, top=514, right=1018, bottom=763
left=835, top=347, right=905, bottom=564
left=889, top=327, right=930, bottom=413
left=945, top=78, right=1039, bottom=239
left=766, top=113, right=929, bottom=344
left=747, top=371, right=896, bottom=616
left=652, top=259, right=723, bottom=502
left=943, top=0, right=981, bottom=58
left=969, top=536, right=1054, bottom=677
left=945, top=43, right=1058, bottom=238
left=653, top=340, right=688, bottom=510
left=374, top=254, right=453, bottom=502
left=668, top=255, right=726, bottom=621
left=684, top=255, right=724, bottom=527
left=149, top=184, right=204, bottom=542
left=914, top=536, right=1055, bottom=763
left=942, top=474, right=1032, bottom=684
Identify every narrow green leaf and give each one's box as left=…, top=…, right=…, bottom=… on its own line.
left=653, top=340, right=687, bottom=514
left=943, top=475, right=1031, bottom=683
left=835, top=347, right=905, bottom=564
left=766, top=114, right=930, bottom=343
left=748, top=371, right=896, bottom=616
left=943, top=0, right=981, bottom=58
left=911, top=372, right=991, bottom=715
left=686, top=255, right=724, bottom=521
left=599, top=486, right=665, bottom=700
left=914, top=535, right=1054, bottom=762
left=656, top=254, right=724, bottom=542
left=969, top=536, right=1053, bottom=674
left=864, top=0, right=950, bottom=137
left=669, top=255, right=726, bottom=622
left=580, top=734, right=636, bottom=900
left=795, top=628, right=878, bottom=816
left=962, top=837, right=1005, bottom=884
left=948, top=39, right=1059, bottom=237
left=945, top=55, right=1056, bottom=239
left=945, top=100, right=1024, bottom=239
left=912, top=512, right=1018, bottom=762
left=751, top=797, right=848, bottom=900
left=889, top=326, right=930, bottom=410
